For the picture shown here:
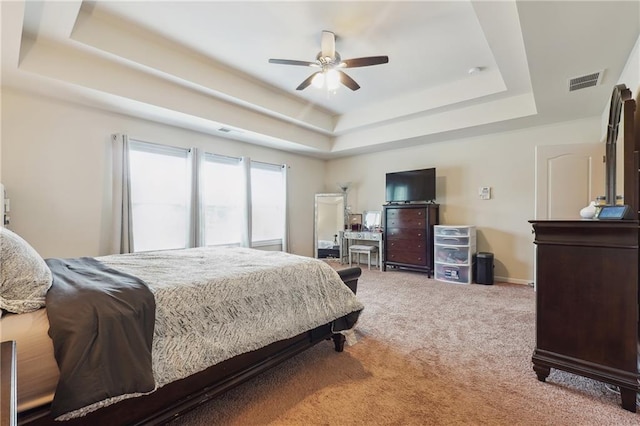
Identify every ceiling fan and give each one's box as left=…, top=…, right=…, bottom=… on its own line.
left=268, top=30, right=389, bottom=91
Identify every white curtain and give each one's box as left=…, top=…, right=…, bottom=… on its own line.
left=189, top=147, right=205, bottom=247
left=240, top=156, right=252, bottom=247
left=282, top=164, right=290, bottom=253
left=111, top=133, right=134, bottom=254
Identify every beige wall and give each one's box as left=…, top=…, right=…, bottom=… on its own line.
left=326, top=117, right=602, bottom=283
left=0, top=88, right=326, bottom=258
left=600, top=34, right=640, bottom=204
left=0, top=87, right=606, bottom=282
left=615, top=34, right=640, bottom=103
left=600, top=35, right=639, bottom=135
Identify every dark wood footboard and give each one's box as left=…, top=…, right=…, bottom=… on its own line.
left=337, top=266, right=361, bottom=294
left=19, top=266, right=362, bottom=426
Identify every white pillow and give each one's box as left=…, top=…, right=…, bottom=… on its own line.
left=0, top=228, right=52, bottom=313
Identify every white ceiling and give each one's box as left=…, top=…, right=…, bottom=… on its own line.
left=2, top=1, right=639, bottom=158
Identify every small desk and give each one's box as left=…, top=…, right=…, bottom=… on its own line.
left=341, top=231, right=384, bottom=271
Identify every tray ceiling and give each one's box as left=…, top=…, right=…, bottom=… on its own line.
left=2, top=1, right=639, bottom=158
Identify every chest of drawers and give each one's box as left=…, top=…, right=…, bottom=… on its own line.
left=530, top=220, right=640, bottom=412
left=383, top=204, right=439, bottom=276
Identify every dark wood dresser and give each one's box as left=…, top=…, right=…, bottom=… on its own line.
left=530, top=220, right=640, bottom=412
left=383, top=203, right=439, bottom=276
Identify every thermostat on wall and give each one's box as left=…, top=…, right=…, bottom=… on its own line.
left=479, top=186, right=491, bottom=200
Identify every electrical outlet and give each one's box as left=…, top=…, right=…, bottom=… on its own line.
left=479, top=186, right=491, bottom=200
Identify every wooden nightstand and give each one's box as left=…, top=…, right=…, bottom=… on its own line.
left=1, top=341, right=17, bottom=426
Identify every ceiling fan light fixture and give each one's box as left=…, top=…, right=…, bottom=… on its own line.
left=269, top=30, right=388, bottom=91
left=312, top=72, right=325, bottom=88
left=311, top=69, right=340, bottom=91
left=326, top=69, right=340, bottom=90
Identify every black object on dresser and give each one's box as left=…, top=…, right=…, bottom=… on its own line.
left=383, top=203, right=439, bottom=276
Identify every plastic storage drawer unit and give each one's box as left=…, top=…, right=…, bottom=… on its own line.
left=433, top=225, right=476, bottom=284
left=435, top=264, right=471, bottom=284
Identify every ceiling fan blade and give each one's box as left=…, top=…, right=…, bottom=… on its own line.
left=296, top=72, right=321, bottom=91
left=320, top=30, right=335, bottom=59
left=339, top=71, right=360, bottom=91
left=269, top=58, right=319, bottom=67
left=341, top=56, right=389, bottom=68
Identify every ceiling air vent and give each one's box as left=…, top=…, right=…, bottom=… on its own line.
left=568, top=71, right=604, bottom=92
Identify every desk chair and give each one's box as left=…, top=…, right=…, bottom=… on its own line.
left=349, top=245, right=378, bottom=270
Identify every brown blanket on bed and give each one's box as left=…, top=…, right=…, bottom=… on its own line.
left=45, top=257, right=156, bottom=418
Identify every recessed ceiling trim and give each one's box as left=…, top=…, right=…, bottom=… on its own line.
left=70, top=4, right=337, bottom=134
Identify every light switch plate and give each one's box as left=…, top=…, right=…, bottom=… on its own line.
left=479, top=186, right=491, bottom=200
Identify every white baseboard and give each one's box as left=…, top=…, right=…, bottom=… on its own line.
left=494, top=276, right=533, bottom=286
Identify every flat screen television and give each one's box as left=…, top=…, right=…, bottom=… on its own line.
left=385, top=168, right=436, bottom=203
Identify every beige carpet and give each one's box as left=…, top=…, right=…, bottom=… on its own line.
left=173, top=264, right=639, bottom=425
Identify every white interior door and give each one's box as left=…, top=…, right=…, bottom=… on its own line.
left=533, top=142, right=605, bottom=289
left=535, top=143, right=605, bottom=220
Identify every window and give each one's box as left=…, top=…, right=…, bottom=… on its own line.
left=122, top=137, right=288, bottom=252
left=251, top=162, right=286, bottom=245
left=201, top=154, right=244, bottom=246
left=129, top=141, right=190, bottom=252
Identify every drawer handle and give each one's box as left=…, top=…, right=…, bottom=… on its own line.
left=417, top=212, right=422, bottom=215
left=417, top=233, right=422, bottom=237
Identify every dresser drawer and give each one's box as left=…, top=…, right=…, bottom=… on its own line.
left=434, top=235, right=471, bottom=246
left=385, top=208, right=426, bottom=224
left=386, top=249, right=428, bottom=266
left=386, top=228, right=427, bottom=240
left=386, top=216, right=427, bottom=228
left=435, top=226, right=473, bottom=237
left=435, top=245, right=471, bottom=265
left=386, top=239, right=426, bottom=252
left=343, top=231, right=382, bottom=241
left=435, top=264, right=471, bottom=284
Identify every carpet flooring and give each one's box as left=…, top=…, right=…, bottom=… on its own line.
left=172, top=264, right=639, bottom=425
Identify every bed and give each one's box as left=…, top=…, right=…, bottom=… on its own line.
left=0, top=228, right=363, bottom=425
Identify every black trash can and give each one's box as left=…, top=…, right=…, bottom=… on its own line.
left=476, top=252, right=494, bottom=285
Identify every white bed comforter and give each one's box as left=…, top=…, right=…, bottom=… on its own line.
left=98, top=246, right=362, bottom=391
